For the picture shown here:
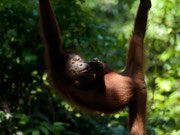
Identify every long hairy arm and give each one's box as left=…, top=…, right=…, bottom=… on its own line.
left=39, top=0, right=62, bottom=54
left=39, top=0, right=64, bottom=87
left=124, top=0, right=151, bottom=79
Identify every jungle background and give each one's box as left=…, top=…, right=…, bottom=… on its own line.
left=0, top=0, right=180, bottom=134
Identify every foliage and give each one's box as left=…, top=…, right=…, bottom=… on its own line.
left=0, top=0, right=179, bottom=135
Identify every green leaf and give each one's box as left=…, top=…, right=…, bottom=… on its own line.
left=52, top=122, right=65, bottom=131
left=13, top=113, right=29, bottom=125
left=32, top=130, right=40, bottom=135
left=39, top=126, right=49, bottom=135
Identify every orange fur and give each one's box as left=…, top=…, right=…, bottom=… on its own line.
left=39, top=0, right=151, bottom=134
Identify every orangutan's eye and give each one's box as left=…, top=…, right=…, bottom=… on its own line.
left=76, top=57, right=80, bottom=61
left=71, top=60, right=75, bottom=64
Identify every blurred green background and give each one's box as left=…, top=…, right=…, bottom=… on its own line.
left=0, top=0, right=180, bottom=134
